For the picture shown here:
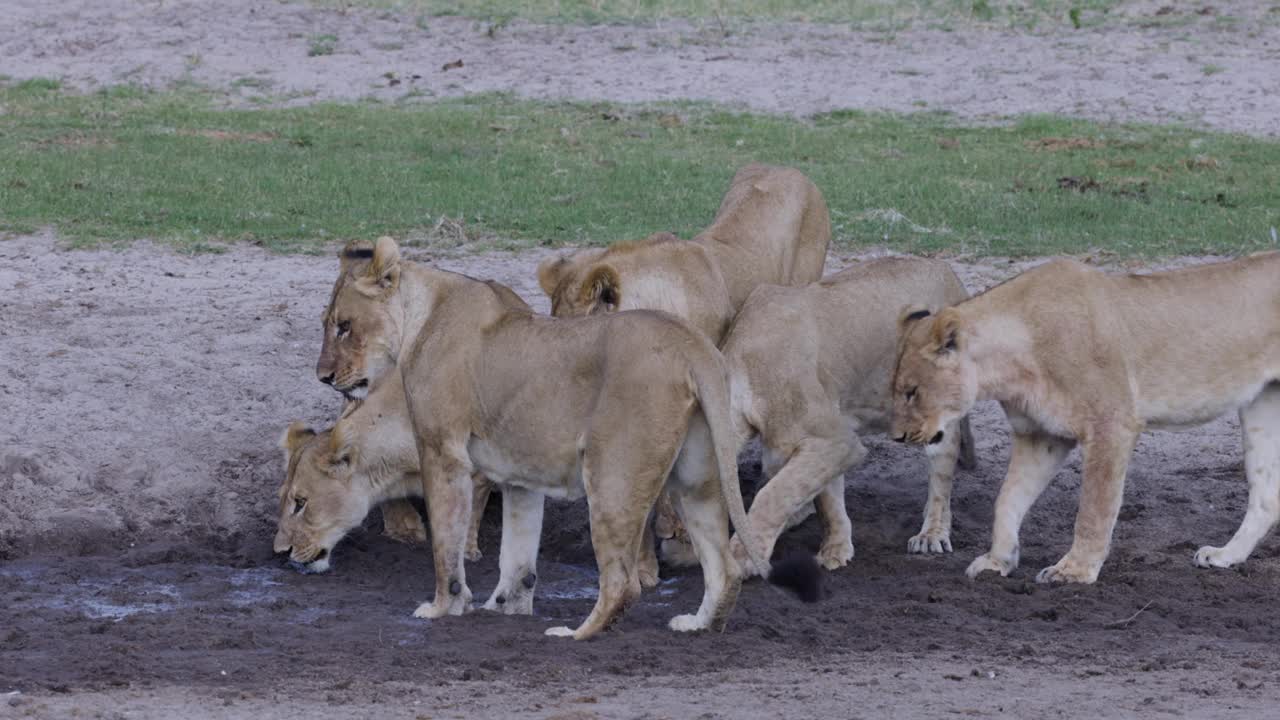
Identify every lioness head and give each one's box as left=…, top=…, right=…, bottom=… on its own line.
left=537, top=254, right=620, bottom=318
left=274, top=421, right=373, bottom=573
left=315, top=237, right=404, bottom=399
left=890, top=307, right=978, bottom=446
left=536, top=233, right=679, bottom=318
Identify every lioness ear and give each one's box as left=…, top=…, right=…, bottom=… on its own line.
left=279, top=421, right=316, bottom=465
left=537, top=255, right=570, bottom=297
left=339, top=240, right=375, bottom=272
left=930, top=307, right=965, bottom=354
left=328, top=422, right=357, bottom=470
left=368, top=236, right=401, bottom=290
left=898, top=305, right=935, bottom=333
left=580, top=265, right=621, bottom=310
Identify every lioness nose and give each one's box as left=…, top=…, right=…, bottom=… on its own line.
left=929, top=430, right=945, bottom=444
left=319, top=373, right=335, bottom=386
left=893, top=434, right=907, bottom=443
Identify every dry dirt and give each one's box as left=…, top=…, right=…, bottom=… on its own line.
left=3, top=235, right=1280, bottom=719
left=4, top=0, right=1280, bottom=135
left=5, top=1, right=1280, bottom=717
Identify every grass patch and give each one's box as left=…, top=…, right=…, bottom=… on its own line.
left=312, top=0, right=1125, bottom=29
left=0, top=86, right=1276, bottom=256
left=13, top=77, right=62, bottom=93
left=307, top=33, right=339, bottom=56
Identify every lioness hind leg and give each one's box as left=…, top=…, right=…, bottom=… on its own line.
left=667, top=475, right=742, bottom=633
left=655, top=490, right=700, bottom=569
left=909, top=419, right=963, bottom=554
left=545, top=496, right=651, bottom=640
left=466, top=475, right=493, bottom=562
left=639, top=516, right=661, bottom=589
left=381, top=498, right=427, bottom=545
left=483, top=486, right=544, bottom=616
left=546, top=455, right=666, bottom=640
left=1196, top=385, right=1280, bottom=569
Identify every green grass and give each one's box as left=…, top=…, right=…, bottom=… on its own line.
left=307, top=33, right=340, bottom=56
left=314, top=0, right=1124, bottom=29
left=0, top=83, right=1277, bottom=257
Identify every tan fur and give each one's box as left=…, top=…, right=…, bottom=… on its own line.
left=316, top=237, right=798, bottom=639
left=536, top=164, right=831, bottom=344
left=890, top=253, right=1280, bottom=584
left=537, top=165, right=831, bottom=566
left=721, top=257, right=975, bottom=575
left=274, top=372, right=492, bottom=574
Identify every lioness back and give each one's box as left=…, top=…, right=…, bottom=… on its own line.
left=727, top=257, right=968, bottom=435
left=536, top=165, right=831, bottom=344
left=697, top=164, right=831, bottom=306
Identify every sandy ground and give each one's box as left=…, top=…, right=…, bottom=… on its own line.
left=4, top=0, right=1280, bottom=135
left=4, top=235, right=1280, bottom=719
left=5, top=1, right=1280, bottom=717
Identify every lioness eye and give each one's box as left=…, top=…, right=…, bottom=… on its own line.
left=336, top=321, right=351, bottom=338
left=905, top=387, right=917, bottom=401
left=293, top=498, right=307, bottom=514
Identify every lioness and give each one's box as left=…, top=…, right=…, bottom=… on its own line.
left=273, top=371, right=492, bottom=574
left=537, top=164, right=831, bottom=564
left=314, top=237, right=816, bottom=639
left=891, top=253, right=1280, bottom=584
left=536, top=163, right=831, bottom=344
left=724, top=257, right=976, bottom=575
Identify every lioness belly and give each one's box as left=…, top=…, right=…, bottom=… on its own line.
left=468, top=437, right=584, bottom=501
left=1142, top=380, right=1273, bottom=431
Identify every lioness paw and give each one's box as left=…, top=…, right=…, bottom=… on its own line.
left=816, top=538, right=855, bottom=570
left=728, top=536, right=764, bottom=579
left=668, top=614, right=709, bottom=633
left=908, top=528, right=953, bottom=554
left=412, top=594, right=470, bottom=619
left=384, top=525, right=428, bottom=545
left=1193, top=545, right=1241, bottom=569
left=482, top=591, right=534, bottom=616
left=1035, top=557, right=1099, bottom=584
left=659, top=538, right=700, bottom=569
left=381, top=503, right=428, bottom=545
left=639, top=562, right=660, bottom=589
left=965, top=553, right=1015, bottom=580
left=544, top=626, right=576, bottom=638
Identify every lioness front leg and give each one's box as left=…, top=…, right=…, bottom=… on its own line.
left=731, top=434, right=862, bottom=575
left=1196, top=387, right=1280, bottom=569
left=814, top=475, right=854, bottom=570
left=413, top=461, right=474, bottom=619
left=483, top=486, right=544, bottom=616
left=1036, top=428, right=1136, bottom=584
left=381, top=498, right=427, bottom=545
left=908, top=418, right=963, bottom=554
left=967, top=431, right=1073, bottom=579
